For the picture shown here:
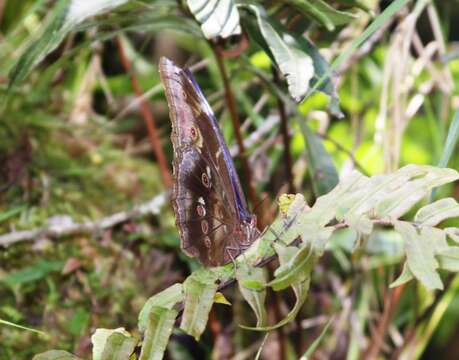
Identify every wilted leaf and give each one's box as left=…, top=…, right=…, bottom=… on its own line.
left=237, top=265, right=268, bottom=327
left=394, top=221, right=443, bottom=290
left=188, top=0, right=241, bottom=38
left=244, top=5, right=314, bottom=102
left=139, top=307, right=178, bottom=360
left=415, top=198, right=459, bottom=226
left=180, top=270, right=219, bottom=340
left=138, top=283, right=183, bottom=331
left=32, top=350, right=81, bottom=360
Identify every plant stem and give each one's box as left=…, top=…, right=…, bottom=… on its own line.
left=115, top=36, right=173, bottom=188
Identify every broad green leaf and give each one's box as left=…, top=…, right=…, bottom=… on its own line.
left=299, top=121, right=339, bottom=197
left=288, top=0, right=357, bottom=31
left=188, top=0, right=241, bottom=38
left=91, top=328, right=132, bottom=360
left=415, top=198, right=459, bottom=226
left=138, top=283, right=183, bottom=331
left=180, top=270, right=219, bottom=340
left=1, top=260, right=64, bottom=288
left=9, top=0, right=129, bottom=87
left=32, top=350, right=81, bottom=360
left=0, top=318, right=45, bottom=335
left=390, top=262, right=414, bottom=288
left=237, top=265, right=268, bottom=327
left=244, top=5, right=314, bottom=102
left=394, top=221, right=443, bottom=290
left=300, top=318, right=332, bottom=359
left=269, top=243, right=315, bottom=291
left=139, top=307, right=178, bottom=360
left=437, top=247, right=459, bottom=272
left=101, top=332, right=137, bottom=360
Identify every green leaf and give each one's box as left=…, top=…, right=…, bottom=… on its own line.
left=437, top=247, right=459, bottom=272
left=188, top=0, right=241, bottom=38
left=300, top=318, right=332, bottom=359
left=139, top=307, right=178, bottom=360
left=0, top=205, right=26, bottom=224
left=243, top=4, right=314, bottom=102
left=394, top=221, right=443, bottom=290
left=32, top=350, right=81, bottom=360
left=1, top=260, right=64, bottom=288
left=390, top=262, right=414, bottom=288
left=180, top=270, right=219, bottom=340
left=415, top=198, right=459, bottom=226
left=445, top=227, right=459, bottom=244
left=288, top=0, right=357, bottom=31
left=269, top=243, right=315, bottom=291
left=299, top=121, right=339, bottom=197
left=101, top=332, right=137, bottom=360
left=237, top=265, right=268, bottom=327
left=9, top=0, right=129, bottom=87
left=437, top=108, right=459, bottom=168
left=138, top=283, right=183, bottom=332
left=91, top=328, right=133, bottom=360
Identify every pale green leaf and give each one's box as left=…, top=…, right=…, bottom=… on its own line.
left=237, top=265, right=268, bottom=327
left=188, top=0, right=241, bottom=38
left=91, top=328, right=132, bottom=360
left=269, top=243, right=315, bottom=291
left=0, top=318, right=45, bottom=335
left=415, top=198, right=459, bottom=226
left=394, top=221, right=443, bottom=290
left=180, top=270, right=219, bottom=340
left=139, top=307, right=178, bottom=360
left=32, top=350, right=81, bottom=360
left=101, top=332, right=137, bottom=360
left=138, top=283, right=183, bottom=331
left=390, top=262, right=414, bottom=288
left=445, top=227, right=459, bottom=244
left=245, top=5, right=314, bottom=102
left=437, top=247, right=459, bottom=272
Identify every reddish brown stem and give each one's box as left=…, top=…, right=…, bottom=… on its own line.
left=212, top=44, right=263, bottom=224
left=115, top=36, right=173, bottom=188
left=272, top=67, right=295, bottom=193
left=361, top=284, right=406, bottom=360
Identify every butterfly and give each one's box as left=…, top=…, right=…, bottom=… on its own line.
left=159, top=57, right=260, bottom=267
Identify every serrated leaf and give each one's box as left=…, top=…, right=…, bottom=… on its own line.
left=269, top=243, right=315, bottom=291
left=101, top=332, right=137, bottom=360
left=180, top=270, right=219, bottom=340
left=244, top=5, right=314, bottom=102
left=32, top=350, right=81, bottom=360
left=415, top=198, right=459, bottom=226
left=188, top=0, right=241, bottom=38
left=390, top=262, right=414, bottom=288
left=237, top=265, right=268, bottom=327
left=91, top=328, right=132, bottom=360
left=299, top=121, right=339, bottom=197
left=394, top=221, right=443, bottom=290
left=139, top=307, right=178, bottom=360
left=288, top=0, right=357, bottom=31
left=138, top=283, right=183, bottom=331
left=437, top=247, right=459, bottom=272
left=9, top=0, right=129, bottom=87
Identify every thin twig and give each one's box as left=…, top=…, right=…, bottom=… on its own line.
left=0, top=193, right=167, bottom=247
left=115, top=36, right=172, bottom=187
left=272, top=66, right=295, bottom=193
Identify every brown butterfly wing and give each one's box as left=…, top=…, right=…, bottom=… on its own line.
left=159, top=57, right=256, bottom=266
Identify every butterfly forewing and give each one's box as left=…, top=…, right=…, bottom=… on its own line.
left=159, top=57, right=259, bottom=266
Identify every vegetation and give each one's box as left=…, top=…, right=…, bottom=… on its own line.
left=1, top=0, right=459, bottom=359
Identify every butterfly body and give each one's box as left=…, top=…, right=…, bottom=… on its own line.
left=159, top=57, right=259, bottom=266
